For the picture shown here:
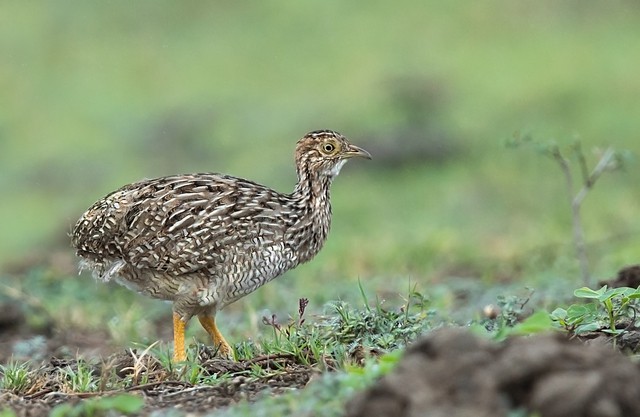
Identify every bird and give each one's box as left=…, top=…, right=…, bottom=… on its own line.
left=71, top=130, right=371, bottom=362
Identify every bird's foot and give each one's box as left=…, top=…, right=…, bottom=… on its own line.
left=214, top=341, right=236, bottom=361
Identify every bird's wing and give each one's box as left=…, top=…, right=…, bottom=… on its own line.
left=72, top=174, right=290, bottom=276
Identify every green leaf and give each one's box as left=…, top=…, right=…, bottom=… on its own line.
left=566, top=304, right=590, bottom=318
left=574, top=286, right=606, bottom=299
left=616, top=287, right=640, bottom=298
left=574, top=322, right=601, bottom=334
left=598, top=287, right=629, bottom=302
left=621, top=287, right=638, bottom=296
left=550, top=308, right=567, bottom=320
left=510, top=311, right=554, bottom=335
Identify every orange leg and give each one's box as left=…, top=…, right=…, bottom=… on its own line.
left=198, top=315, right=235, bottom=360
left=172, top=312, right=187, bottom=362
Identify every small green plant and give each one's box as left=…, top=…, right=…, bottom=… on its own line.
left=217, top=349, right=404, bottom=417
left=509, top=134, right=629, bottom=285
left=476, top=290, right=555, bottom=341
left=239, top=282, right=434, bottom=370
left=481, top=291, right=533, bottom=333
left=50, top=394, right=144, bottom=417
left=325, top=281, right=433, bottom=351
left=258, top=297, right=347, bottom=370
left=551, top=286, right=640, bottom=342
left=147, top=343, right=175, bottom=372
left=180, top=360, right=209, bottom=385
left=0, top=360, right=32, bottom=394
left=61, top=360, right=99, bottom=393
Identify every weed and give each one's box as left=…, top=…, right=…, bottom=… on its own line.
left=475, top=289, right=557, bottom=341
left=259, top=298, right=336, bottom=368
left=0, top=360, right=32, bottom=394
left=324, top=281, right=433, bottom=351
left=147, top=343, right=175, bottom=373
left=233, top=340, right=261, bottom=362
left=218, top=349, right=403, bottom=417
left=180, top=360, right=208, bottom=385
left=480, top=291, right=533, bottom=333
left=61, top=360, right=99, bottom=393
left=253, top=284, right=434, bottom=369
left=551, top=285, right=640, bottom=344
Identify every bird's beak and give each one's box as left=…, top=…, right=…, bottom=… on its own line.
left=343, top=144, right=372, bottom=160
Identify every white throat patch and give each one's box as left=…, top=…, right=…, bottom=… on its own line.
left=328, top=159, right=347, bottom=177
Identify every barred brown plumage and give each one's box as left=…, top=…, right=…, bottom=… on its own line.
left=71, top=130, right=371, bottom=361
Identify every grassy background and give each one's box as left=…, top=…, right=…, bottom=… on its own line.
left=1, top=1, right=640, bottom=347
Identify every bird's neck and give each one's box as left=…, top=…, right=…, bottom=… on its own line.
left=293, top=163, right=334, bottom=206
left=288, top=164, right=333, bottom=263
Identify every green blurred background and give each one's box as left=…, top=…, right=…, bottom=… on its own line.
left=2, top=1, right=639, bottom=324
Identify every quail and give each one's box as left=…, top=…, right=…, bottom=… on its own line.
left=71, top=130, right=370, bottom=361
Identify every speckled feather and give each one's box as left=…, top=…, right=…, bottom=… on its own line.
left=71, top=130, right=370, bottom=321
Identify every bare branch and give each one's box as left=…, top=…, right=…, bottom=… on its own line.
left=574, top=147, right=616, bottom=208
left=549, top=145, right=590, bottom=285
left=573, top=141, right=591, bottom=187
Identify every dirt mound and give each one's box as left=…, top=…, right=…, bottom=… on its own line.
left=599, top=264, right=640, bottom=288
left=346, top=328, right=640, bottom=417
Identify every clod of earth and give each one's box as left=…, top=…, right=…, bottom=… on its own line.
left=599, top=264, right=640, bottom=289
left=346, top=328, right=640, bottom=417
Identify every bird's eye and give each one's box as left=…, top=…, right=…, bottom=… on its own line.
left=322, top=142, right=335, bottom=153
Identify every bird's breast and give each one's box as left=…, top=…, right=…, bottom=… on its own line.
left=215, top=242, right=298, bottom=306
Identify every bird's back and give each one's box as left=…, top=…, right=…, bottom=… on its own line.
left=72, top=173, right=306, bottom=289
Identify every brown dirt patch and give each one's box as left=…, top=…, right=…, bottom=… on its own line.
left=599, top=264, right=640, bottom=289
left=1, top=348, right=314, bottom=416
left=0, top=294, right=319, bottom=416
left=346, top=328, right=640, bottom=417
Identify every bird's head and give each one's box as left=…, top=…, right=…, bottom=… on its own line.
left=295, top=130, right=371, bottom=178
